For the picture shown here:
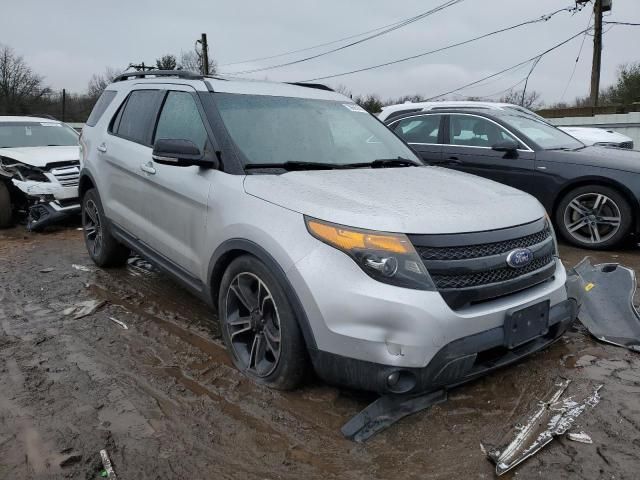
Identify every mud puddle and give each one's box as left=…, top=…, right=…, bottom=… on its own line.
left=1, top=227, right=639, bottom=479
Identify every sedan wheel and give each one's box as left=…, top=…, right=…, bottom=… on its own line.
left=557, top=185, right=632, bottom=250
left=224, top=272, right=282, bottom=377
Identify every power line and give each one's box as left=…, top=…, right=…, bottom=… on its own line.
left=423, top=28, right=591, bottom=101
left=219, top=7, right=453, bottom=67
left=603, top=21, right=640, bottom=26
left=222, top=0, right=466, bottom=75
left=298, top=4, right=581, bottom=82
left=560, top=11, right=593, bottom=102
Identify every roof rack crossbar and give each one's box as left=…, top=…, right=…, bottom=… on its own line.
left=114, top=70, right=203, bottom=82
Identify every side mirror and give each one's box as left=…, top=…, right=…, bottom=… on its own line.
left=492, top=139, right=519, bottom=152
left=152, top=139, right=216, bottom=168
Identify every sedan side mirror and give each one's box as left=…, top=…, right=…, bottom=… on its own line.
left=492, top=139, right=519, bottom=152
left=152, top=139, right=216, bottom=168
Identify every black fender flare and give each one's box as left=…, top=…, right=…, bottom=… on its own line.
left=207, top=238, right=317, bottom=349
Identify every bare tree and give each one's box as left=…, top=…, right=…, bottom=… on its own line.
left=156, top=54, right=177, bottom=70
left=499, top=89, right=542, bottom=109
left=178, top=49, right=216, bottom=75
left=0, top=44, right=49, bottom=113
left=87, top=67, right=121, bottom=99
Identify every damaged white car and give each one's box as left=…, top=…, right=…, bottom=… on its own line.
left=0, top=116, right=81, bottom=230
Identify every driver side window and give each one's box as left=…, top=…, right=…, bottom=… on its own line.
left=448, top=115, right=519, bottom=148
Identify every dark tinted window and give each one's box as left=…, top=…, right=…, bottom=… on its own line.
left=86, top=90, right=117, bottom=127
left=114, top=90, right=159, bottom=144
left=392, top=115, right=441, bottom=144
left=154, top=92, right=208, bottom=151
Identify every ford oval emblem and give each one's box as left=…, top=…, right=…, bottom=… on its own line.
left=506, top=248, right=534, bottom=268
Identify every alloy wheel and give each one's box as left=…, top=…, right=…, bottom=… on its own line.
left=563, top=192, right=622, bottom=245
left=224, top=272, right=282, bottom=377
left=83, top=199, right=103, bottom=257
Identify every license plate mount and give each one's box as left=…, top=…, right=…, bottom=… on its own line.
left=504, top=300, right=550, bottom=349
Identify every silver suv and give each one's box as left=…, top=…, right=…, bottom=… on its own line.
left=79, top=71, right=579, bottom=394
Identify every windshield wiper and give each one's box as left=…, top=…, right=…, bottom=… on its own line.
left=244, top=161, right=348, bottom=171
left=339, top=157, right=422, bottom=169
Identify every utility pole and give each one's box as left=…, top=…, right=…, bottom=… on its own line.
left=200, top=33, right=210, bottom=75
left=590, top=0, right=603, bottom=106
left=61, top=89, right=66, bottom=122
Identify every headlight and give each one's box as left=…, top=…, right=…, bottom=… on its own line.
left=545, top=213, right=559, bottom=256
left=305, top=217, right=435, bottom=290
left=0, top=157, right=48, bottom=182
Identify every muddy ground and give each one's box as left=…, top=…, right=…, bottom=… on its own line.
left=0, top=225, right=639, bottom=480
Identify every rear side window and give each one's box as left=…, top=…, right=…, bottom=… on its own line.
left=154, top=91, right=208, bottom=151
left=86, top=90, right=117, bottom=127
left=111, top=90, right=159, bottom=145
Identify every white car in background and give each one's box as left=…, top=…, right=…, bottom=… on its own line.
left=0, top=116, right=81, bottom=230
left=379, top=101, right=634, bottom=149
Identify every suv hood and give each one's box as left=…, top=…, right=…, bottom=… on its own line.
left=0, top=146, right=80, bottom=167
left=244, top=167, right=545, bottom=234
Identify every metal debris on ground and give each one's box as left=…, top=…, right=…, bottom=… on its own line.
left=63, top=300, right=105, bottom=319
left=567, top=431, right=593, bottom=444
left=100, top=449, right=117, bottom=479
left=341, top=389, right=447, bottom=442
left=482, top=379, right=602, bottom=476
left=573, top=257, right=640, bottom=353
left=72, top=264, right=92, bottom=272
left=109, top=317, right=129, bottom=330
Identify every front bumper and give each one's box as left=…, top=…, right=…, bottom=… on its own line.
left=288, top=240, right=578, bottom=393
left=11, top=179, right=80, bottom=230
left=309, top=296, right=577, bottom=394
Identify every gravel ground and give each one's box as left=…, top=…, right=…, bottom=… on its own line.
left=0, top=225, right=639, bottom=479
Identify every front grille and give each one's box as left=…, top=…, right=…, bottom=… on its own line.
left=410, top=220, right=556, bottom=309
left=50, top=164, right=80, bottom=187
left=418, top=228, right=551, bottom=261
left=619, top=141, right=634, bottom=149
left=432, top=254, right=554, bottom=289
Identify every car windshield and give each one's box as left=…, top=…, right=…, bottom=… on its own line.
left=0, top=121, right=79, bottom=148
left=213, top=93, right=420, bottom=168
left=501, top=115, right=584, bottom=150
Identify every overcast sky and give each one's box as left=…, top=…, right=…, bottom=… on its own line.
left=2, top=0, right=639, bottom=105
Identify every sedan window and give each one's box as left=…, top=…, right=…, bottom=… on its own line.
left=501, top=115, right=584, bottom=150
left=448, top=115, right=518, bottom=148
left=392, top=115, right=441, bottom=144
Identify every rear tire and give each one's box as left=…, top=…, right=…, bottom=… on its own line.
left=555, top=185, right=632, bottom=250
left=218, top=255, right=308, bottom=390
left=82, top=188, right=130, bottom=267
left=0, top=182, right=13, bottom=228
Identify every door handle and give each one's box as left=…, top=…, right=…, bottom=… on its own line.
left=140, top=163, right=157, bottom=175
left=97, top=144, right=107, bottom=153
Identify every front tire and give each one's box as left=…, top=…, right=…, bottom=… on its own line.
left=218, top=255, right=308, bottom=390
left=82, top=188, right=130, bottom=267
left=555, top=185, right=632, bottom=250
left=0, top=182, right=13, bottom=228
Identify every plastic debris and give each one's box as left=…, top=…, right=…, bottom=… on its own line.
left=39, top=267, right=54, bottom=273
left=100, top=449, right=117, bottom=479
left=573, top=258, right=640, bottom=352
left=63, top=300, right=105, bottom=319
left=482, top=379, right=602, bottom=476
left=567, top=431, right=593, bottom=444
left=72, top=264, right=92, bottom=272
left=109, top=317, right=128, bottom=330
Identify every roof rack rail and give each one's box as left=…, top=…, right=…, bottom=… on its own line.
left=287, top=82, right=334, bottom=92
left=113, top=70, right=203, bottom=82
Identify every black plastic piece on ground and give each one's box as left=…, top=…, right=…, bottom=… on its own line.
left=27, top=203, right=79, bottom=231
left=342, top=389, right=447, bottom=442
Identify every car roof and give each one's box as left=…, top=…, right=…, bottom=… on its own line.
left=0, top=116, right=62, bottom=123
left=108, top=71, right=348, bottom=102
